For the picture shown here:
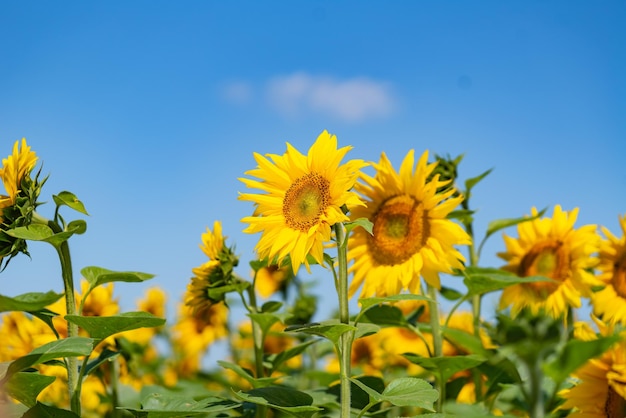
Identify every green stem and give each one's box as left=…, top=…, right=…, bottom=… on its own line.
left=47, top=219, right=81, bottom=415
left=528, top=357, right=545, bottom=418
left=427, top=284, right=444, bottom=412
left=334, top=223, right=353, bottom=418
left=246, top=281, right=268, bottom=418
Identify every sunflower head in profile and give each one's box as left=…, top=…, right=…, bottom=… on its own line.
left=0, top=138, right=44, bottom=268
left=559, top=318, right=626, bottom=417
left=239, top=130, right=367, bottom=274
left=498, top=205, right=601, bottom=319
left=186, top=221, right=239, bottom=312
left=592, top=214, right=626, bottom=325
left=347, top=149, right=471, bottom=298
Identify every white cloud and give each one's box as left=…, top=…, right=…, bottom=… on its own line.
left=221, top=81, right=253, bottom=105
left=266, top=73, right=396, bottom=122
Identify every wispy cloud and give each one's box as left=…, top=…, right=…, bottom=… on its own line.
left=220, top=81, right=253, bottom=105
left=266, top=73, right=396, bottom=122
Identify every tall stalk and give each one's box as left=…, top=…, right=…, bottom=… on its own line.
left=48, top=219, right=81, bottom=415
left=334, top=223, right=353, bottom=418
left=427, top=284, right=444, bottom=412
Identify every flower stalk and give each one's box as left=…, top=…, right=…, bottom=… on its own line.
left=427, top=284, right=444, bottom=413
left=47, top=217, right=81, bottom=414
left=334, top=222, right=353, bottom=418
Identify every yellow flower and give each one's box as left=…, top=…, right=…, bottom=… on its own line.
left=239, top=130, right=367, bottom=274
left=124, top=287, right=167, bottom=345
left=592, top=214, right=626, bottom=325
left=498, top=205, right=600, bottom=318
left=171, top=301, right=229, bottom=376
left=255, top=264, right=292, bottom=298
left=0, top=138, right=38, bottom=211
left=198, top=220, right=225, bottom=260
left=559, top=319, right=626, bottom=416
left=347, top=150, right=471, bottom=298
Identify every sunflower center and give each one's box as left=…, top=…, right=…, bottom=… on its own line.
left=611, top=254, right=626, bottom=298
left=368, top=195, right=429, bottom=265
left=518, top=241, right=569, bottom=295
left=605, top=386, right=626, bottom=418
left=283, top=172, right=331, bottom=232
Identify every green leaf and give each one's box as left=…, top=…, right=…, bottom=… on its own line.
left=65, top=312, right=165, bottom=341
left=543, top=335, right=621, bottom=384
left=234, top=387, right=320, bottom=417
left=53, top=191, right=89, bottom=215
left=443, top=328, right=490, bottom=356
left=464, top=168, right=493, bottom=194
left=122, top=393, right=239, bottom=417
left=351, top=377, right=438, bottom=410
left=439, top=286, right=464, bottom=301
left=261, top=301, right=283, bottom=313
left=1, top=337, right=94, bottom=382
left=284, top=321, right=356, bottom=346
left=248, top=312, right=282, bottom=337
left=82, top=347, right=120, bottom=377
left=22, top=402, right=80, bottom=418
left=329, top=375, right=385, bottom=410
left=3, top=371, right=56, bottom=407
left=358, top=294, right=432, bottom=311
left=81, top=266, right=155, bottom=290
left=5, top=224, right=54, bottom=241
left=463, top=267, right=556, bottom=297
left=482, top=207, right=547, bottom=242
left=217, top=360, right=278, bottom=388
left=268, top=340, right=317, bottom=372
left=360, top=304, right=407, bottom=327
left=0, top=291, right=63, bottom=313
left=345, top=218, right=374, bottom=236
left=403, top=354, right=487, bottom=382
left=66, top=219, right=87, bottom=235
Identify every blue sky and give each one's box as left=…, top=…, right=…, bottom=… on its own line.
left=1, top=1, right=625, bottom=330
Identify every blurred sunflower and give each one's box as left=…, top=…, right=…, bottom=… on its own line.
left=347, top=150, right=470, bottom=298
left=255, top=264, right=292, bottom=299
left=498, top=205, right=600, bottom=318
left=592, top=214, right=626, bottom=325
left=239, top=130, right=367, bottom=274
left=559, top=319, right=626, bottom=417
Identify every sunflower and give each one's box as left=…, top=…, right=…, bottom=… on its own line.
left=186, top=221, right=238, bottom=311
left=559, top=319, right=626, bottom=417
left=0, top=138, right=38, bottom=210
left=347, top=149, right=470, bottom=298
left=255, top=264, right=292, bottom=298
left=498, top=205, right=600, bottom=318
left=239, top=130, right=367, bottom=274
left=591, top=214, right=626, bottom=325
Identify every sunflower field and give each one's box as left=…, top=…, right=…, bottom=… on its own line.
left=1, top=133, right=625, bottom=418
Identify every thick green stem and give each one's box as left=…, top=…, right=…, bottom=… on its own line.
left=528, top=357, right=545, bottom=418
left=246, top=283, right=268, bottom=418
left=427, top=284, right=444, bottom=412
left=334, top=223, right=353, bottom=418
left=47, top=220, right=81, bottom=415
